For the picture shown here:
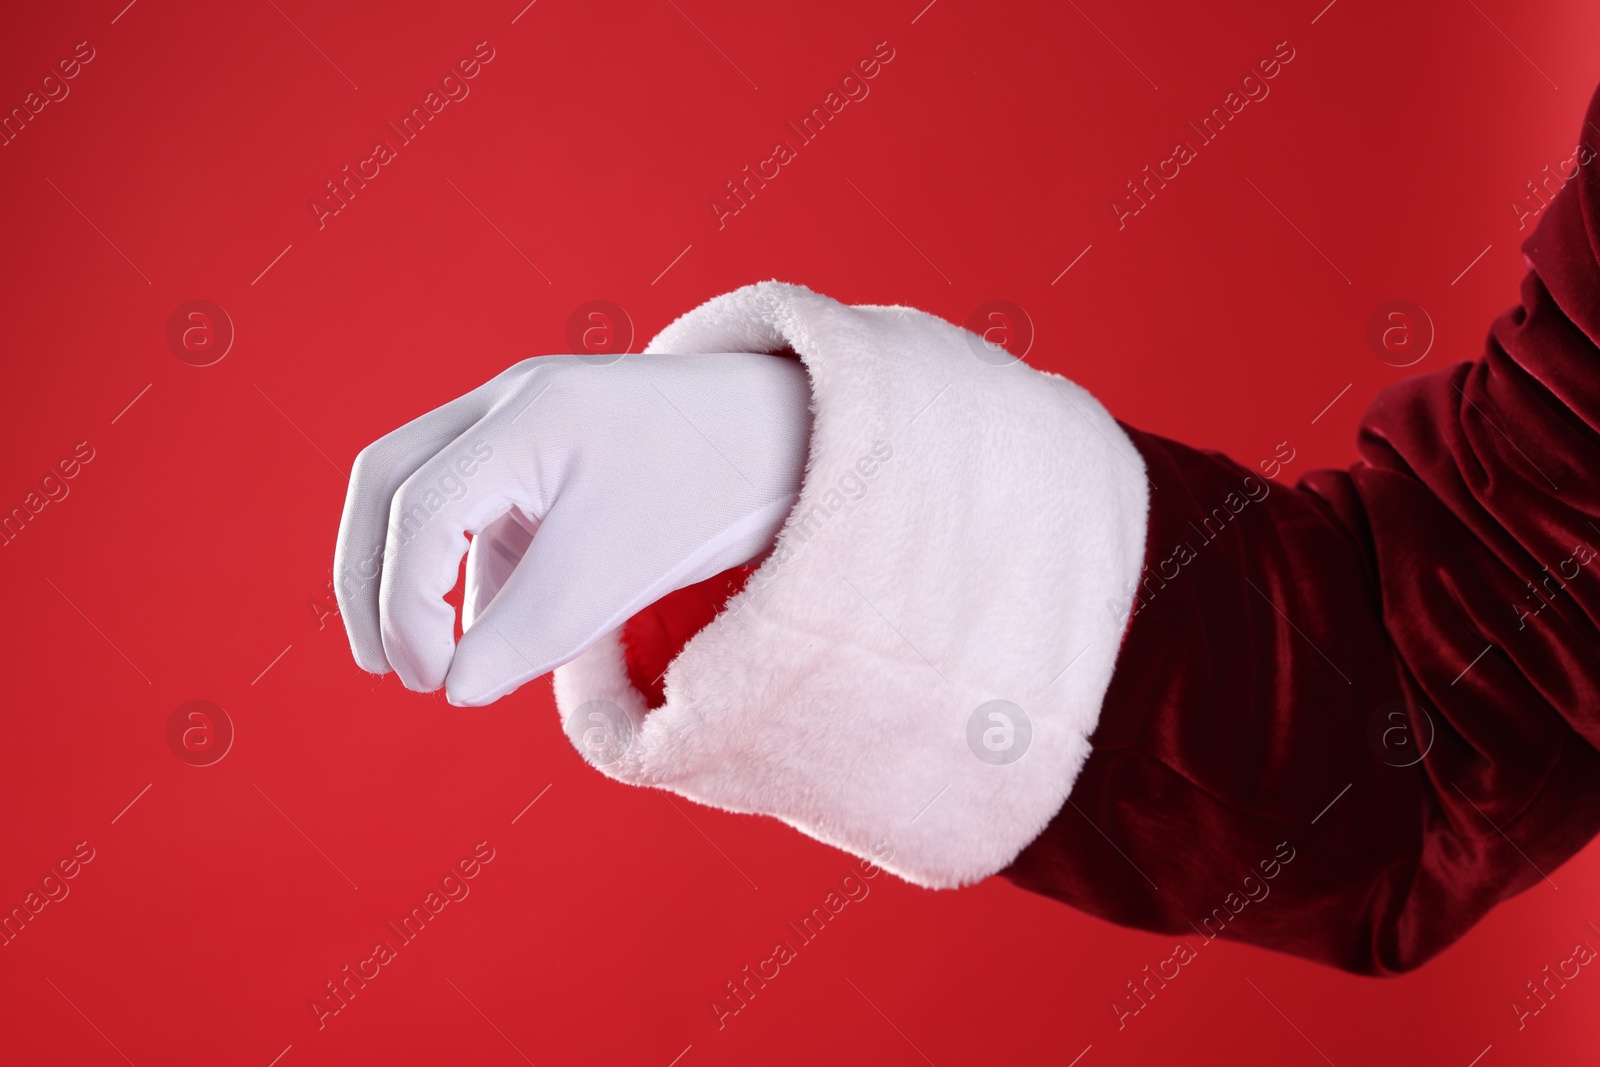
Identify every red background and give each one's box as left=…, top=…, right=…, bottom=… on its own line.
left=3, top=0, right=1599, bottom=1063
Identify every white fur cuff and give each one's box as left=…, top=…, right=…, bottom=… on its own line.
left=552, top=282, right=1149, bottom=889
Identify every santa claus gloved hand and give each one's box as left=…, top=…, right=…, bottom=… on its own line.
left=336, top=282, right=1149, bottom=891
left=332, top=350, right=813, bottom=706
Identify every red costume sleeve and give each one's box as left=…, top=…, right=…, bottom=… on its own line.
left=1002, top=88, right=1600, bottom=974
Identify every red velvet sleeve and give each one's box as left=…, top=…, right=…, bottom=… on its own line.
left=1001, top=90, right=1600, bottom=974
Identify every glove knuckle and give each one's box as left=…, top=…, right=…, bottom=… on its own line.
left=350, top=442, right=385, bottom=486
left=387, top=472, right=439, bottom=547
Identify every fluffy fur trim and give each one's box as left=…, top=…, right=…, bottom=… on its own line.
left=552, top=281, right=1149, bottom=888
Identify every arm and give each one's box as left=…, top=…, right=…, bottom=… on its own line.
left=611, top=95, right=1600, bottom=973
left=338, top=86, right=1600, bottom=974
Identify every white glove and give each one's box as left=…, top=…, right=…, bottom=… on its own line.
left=332, top=352, right=812, bottom=706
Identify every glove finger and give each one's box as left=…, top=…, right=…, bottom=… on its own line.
left=444, top=481, right=798, bottom=707
left=443, top=500, right=637, bottom=707
left=334, top=364, right=524, bottom=673
left=463, top=507, right=537, bottom=629
left=378, top=427, right=537, bottom=691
